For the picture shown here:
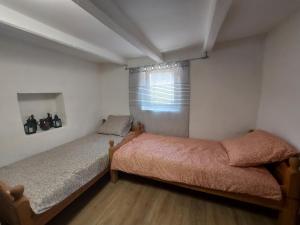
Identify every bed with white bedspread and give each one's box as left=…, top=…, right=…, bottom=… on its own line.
left=0, top=133, right=123, bottom=214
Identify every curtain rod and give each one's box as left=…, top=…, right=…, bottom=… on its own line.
left=124, top=51, right=209, bottom=70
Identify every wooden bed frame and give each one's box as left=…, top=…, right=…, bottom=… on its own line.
left=109, top=127, right=300, bottom=225
left=0, top=123, right=143, bottom=225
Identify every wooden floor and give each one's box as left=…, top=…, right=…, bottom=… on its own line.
left=48, top=174, right=277, bottom=225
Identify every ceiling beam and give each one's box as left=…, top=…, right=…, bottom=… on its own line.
left=203, top=0, right=232, bottom=52
left=0, top=4, right=125, bottom=64
left=73, top=0, right=164, bottom=63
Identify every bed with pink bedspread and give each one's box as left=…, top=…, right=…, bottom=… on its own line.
left=111, top=133, right=282, bottom=201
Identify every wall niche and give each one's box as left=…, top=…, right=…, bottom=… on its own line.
left=17, top=93, right=67, bottom=134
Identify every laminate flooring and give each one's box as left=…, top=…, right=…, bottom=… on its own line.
left=48, top=174, right=277, bottom=225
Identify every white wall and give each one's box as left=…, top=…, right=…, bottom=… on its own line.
left=190, top=37, right=263, bottom=140
left=99, top=37, right=263, bottom=140
left=0, top=30, right=266, bottom=167
left=98, top=64, right=130, bottom=117
left=257, top=11, right=300, bottom=150
left=0, top=34, right=103, bottom=167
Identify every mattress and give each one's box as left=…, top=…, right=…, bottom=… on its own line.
left=111, top=133, right=282, bottom=200
left=0, top=133, right=123, bottom=214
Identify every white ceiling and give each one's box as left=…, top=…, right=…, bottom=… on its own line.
left=218, top=0, right=300, bottom=42
left=0, top=0, right=299, bottom=63
left=111, top=0, right=210, bottom=53
left=0, top=0, right=143, bottom=58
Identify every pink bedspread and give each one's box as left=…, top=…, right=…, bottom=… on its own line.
left=111, top=133, right=282, bottom=200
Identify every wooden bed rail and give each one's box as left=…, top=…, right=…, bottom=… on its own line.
left=0, top=181, right=34, bottom=225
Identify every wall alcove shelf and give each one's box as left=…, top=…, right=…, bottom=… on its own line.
left=17, top=93, right=67, bottom=135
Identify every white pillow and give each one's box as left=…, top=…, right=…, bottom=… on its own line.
left=98, top=115, right=133, bottom=137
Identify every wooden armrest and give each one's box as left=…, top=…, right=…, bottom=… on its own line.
left=8, top=185, right=25, bottom=201
left=273, top=157, right=300, bottom=199
left=0, top=181, right=24, bottom=202
left=275, top=157, right=300, bottom=225
left=108, top=122, right=145, bottom=164
left=0, top=181, right=34, bottom=225
left=133, top=122, right=145, bottom=133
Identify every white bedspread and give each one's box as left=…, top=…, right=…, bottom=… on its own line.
left=0, top=133, right=123, bottom=214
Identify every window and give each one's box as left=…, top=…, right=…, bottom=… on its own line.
left=141, top=71, right=179, bottom=112
left=129, top=61, right=190, bottom=136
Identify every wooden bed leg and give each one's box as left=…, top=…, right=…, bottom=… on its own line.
left=278, top=198, right=299, bottom=225
left=110, top=170, right=119, bottom=183
left=109, top=140, right=115, bottom=165
left=108, top=140, right=118, bottom=184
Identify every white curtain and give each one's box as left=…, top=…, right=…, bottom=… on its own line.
left=129, top=61, right=190, bottom=137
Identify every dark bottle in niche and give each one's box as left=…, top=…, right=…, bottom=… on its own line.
left=53, top=114, right=62, bottom=128
left=46, top=113, right=53, bottom=128
left=24, top=115, right=37, bottom=135
left=30, top=115, right=38, bottom=131
left=39, top=118, right=51, bottom=131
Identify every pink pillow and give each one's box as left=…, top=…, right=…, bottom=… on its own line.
left=222, top=130, right=297, bottom=167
